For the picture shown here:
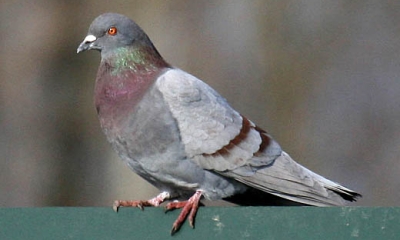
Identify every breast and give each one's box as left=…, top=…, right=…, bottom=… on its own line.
left=94, top=65, right=164, bottom=141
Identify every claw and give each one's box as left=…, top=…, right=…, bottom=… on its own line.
left=170, top=224, right=180, bottom=235
left=137, top=203, right=144, bottom=211
left=113, top=200, right=120, bottom=212
left=167, top=190, right=203, bottom=235
left=188, top=213, right=195, bottom=229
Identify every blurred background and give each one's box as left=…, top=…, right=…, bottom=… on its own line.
left=1, top=0, right=399, bottom=207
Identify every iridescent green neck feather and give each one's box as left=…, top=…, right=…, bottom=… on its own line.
left=108, top=46, right=167, bottom=75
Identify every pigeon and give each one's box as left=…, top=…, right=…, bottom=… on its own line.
left=77, top=13, right=361, bottom=234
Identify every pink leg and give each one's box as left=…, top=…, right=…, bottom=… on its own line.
left=165, top=190, right=203, bottom=235
left=113, top=191, right=171, bottom=212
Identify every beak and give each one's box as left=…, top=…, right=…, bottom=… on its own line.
left=77, top=35, right=97, bottom=53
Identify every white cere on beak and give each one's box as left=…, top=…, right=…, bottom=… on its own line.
left=83, top=35, right=97, bottom=43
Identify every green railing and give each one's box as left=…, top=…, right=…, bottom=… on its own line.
left=1, top=207, right=399, bottom=239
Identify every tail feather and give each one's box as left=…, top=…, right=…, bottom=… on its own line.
left=225, top=151, right=361, bottom=206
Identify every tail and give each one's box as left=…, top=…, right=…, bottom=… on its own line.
left=227, top=152, right=361, bottom=206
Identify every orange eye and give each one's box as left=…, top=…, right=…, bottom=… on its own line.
left=107, top=27, right=117, bottom=35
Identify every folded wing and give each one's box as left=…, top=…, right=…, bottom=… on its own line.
left=157, top=69, right=360, bottom=206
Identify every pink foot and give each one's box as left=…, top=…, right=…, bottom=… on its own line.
left=113, top=191, right=171, bottom=212
left=165, top=190, right=203, bottom=235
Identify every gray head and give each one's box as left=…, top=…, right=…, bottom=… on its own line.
left=77, top=13, right=154, bottom=57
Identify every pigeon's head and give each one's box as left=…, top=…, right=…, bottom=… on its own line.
left=77, top=13, right=152, bottom=57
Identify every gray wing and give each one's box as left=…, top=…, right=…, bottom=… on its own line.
left=156, top=68, right=359, bottom=206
